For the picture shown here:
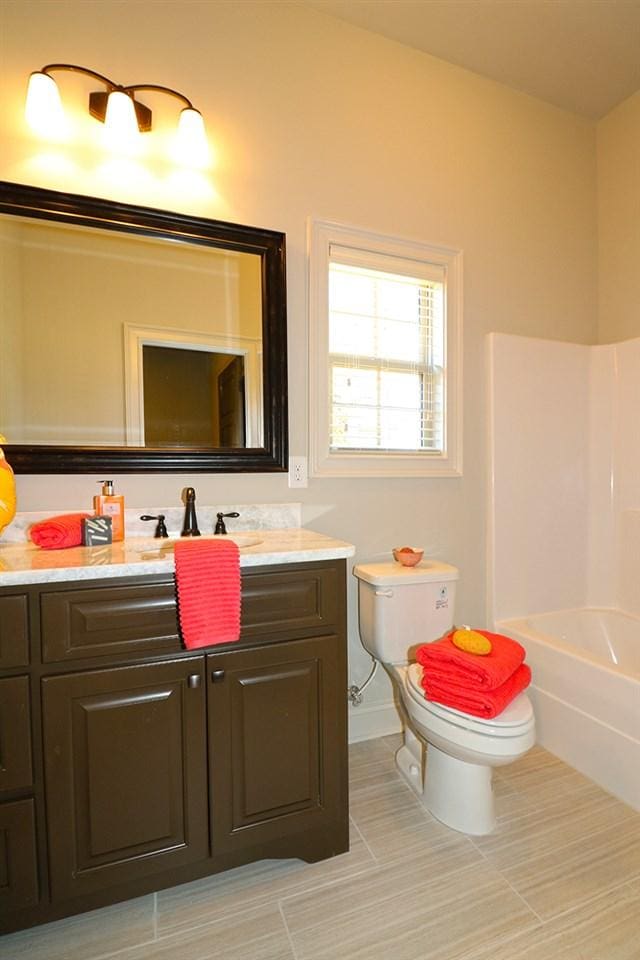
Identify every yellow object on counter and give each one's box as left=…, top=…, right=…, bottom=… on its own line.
left=452, top=628, right=492, bottom=656
left=0, top=435, right=17, bottom=538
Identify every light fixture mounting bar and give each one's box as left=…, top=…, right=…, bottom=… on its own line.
left=124, top=84, right=195, bottom=110
left=40, top=63, right=118, bottom=90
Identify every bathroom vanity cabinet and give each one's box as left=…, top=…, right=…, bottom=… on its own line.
left=0, top=559, right=348, bottom=934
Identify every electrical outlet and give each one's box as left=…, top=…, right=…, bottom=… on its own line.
left=288, top=456, right=308, bottom=488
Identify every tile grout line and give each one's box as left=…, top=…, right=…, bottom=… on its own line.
left=467, top=833, right=546, bottom=928
left=278, top=900, right=300, bottom=960
left=471, top=797, right=637, bottom=870
left=496, top=819, right=640, bottom=892
left=347, top=812, right=380, bottom=865
left=152, top=892, right=158, bottom=941
left=277, top=860, right=386, bottom=910
left=526, top=877, right=640, bottom=927
left=454, top=918, right=544, bottom=960
left=498, top=868, right=545, bottom=926
left=86, top=892, right=303, bottom=960
left=276, top=846, right=505, bottom=947
left=63, top=898, right=161, bottom=960
left=473, top=835, right=640, bottom=931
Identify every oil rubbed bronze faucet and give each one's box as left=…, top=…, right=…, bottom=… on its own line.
left=181, top=487, right=201, bottom=537
left=214, top=511, right=240, bottom=535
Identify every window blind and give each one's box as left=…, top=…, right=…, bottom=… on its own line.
left=328, top=253, right=446, bottom=454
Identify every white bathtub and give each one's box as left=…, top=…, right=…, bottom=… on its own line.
left=498, top=608, right=640, bottom=811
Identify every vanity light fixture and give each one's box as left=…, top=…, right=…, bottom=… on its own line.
left=25, top=64, right=209, bottom=164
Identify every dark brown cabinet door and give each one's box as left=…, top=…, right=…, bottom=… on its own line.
left=0, top=676, right=33, bottom=792
left=0, top=799, right=39, bottom=912
left=42, top=658, right=209, bottom=902
left=0, top=595, right=29, bottom=668
left=208, top=635, right=348, bottom=861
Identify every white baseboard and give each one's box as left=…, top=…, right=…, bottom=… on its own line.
left=348, top=700, right=402, bottom=743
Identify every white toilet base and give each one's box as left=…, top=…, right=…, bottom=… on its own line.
left=395, top=734, right=424, bottom=798
left=395, top=728, right=496, bottom=835
left=423, top=745, right=496, bottom=835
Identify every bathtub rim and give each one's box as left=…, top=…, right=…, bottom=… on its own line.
left=498, top=605, right=640, bottom=680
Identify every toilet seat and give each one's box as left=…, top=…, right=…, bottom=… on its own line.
left=404, top=663, right=534, bottom=738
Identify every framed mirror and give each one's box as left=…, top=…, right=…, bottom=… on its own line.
left=0, top=181, right=288, bottom=473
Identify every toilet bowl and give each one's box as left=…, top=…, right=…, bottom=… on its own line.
left=393, top=663, right=535, bottom=834
left=353, top=560, right=535, bottom=836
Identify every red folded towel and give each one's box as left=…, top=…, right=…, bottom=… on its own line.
left=416, top=629, right=526, bottom=692
left=174, top=539, right=241, bottom=649
left=29, top=513, right=91, bottom=549
left=420, top=663, right=532, bottom=719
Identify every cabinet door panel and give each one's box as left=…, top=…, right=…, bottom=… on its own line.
left=0, top=799, right=38, bottom=912
left=0, top=595, right=29, bottom=668
left=42, top=658, right=208, bottom=902
left=234, top=660, right=320, bottom=819
left=0, top=676, right=33, bottom=792
left=208, top=635, right=348, bottom=857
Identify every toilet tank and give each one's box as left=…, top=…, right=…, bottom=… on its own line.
left=354, top=561, right=459, bottom=664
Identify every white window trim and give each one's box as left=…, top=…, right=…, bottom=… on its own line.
left=308, top=219, right=463, bottom=478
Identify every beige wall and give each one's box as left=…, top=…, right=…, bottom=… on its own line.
left=597, top=91, right=640, bottom=343
left=0, top=1, right=599, bottom=719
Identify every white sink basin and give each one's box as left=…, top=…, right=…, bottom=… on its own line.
left=125, top=534, right=263, bottom=556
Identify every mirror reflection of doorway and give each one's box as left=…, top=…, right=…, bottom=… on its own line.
left=217, top=356, right=246, bottom=446
left=142, top=345, right=246, bottom=447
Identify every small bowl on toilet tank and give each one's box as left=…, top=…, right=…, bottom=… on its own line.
left=392, top=546, right=424, bottom=567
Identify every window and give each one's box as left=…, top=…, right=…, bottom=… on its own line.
left=309, top=221, right=462, bottom=477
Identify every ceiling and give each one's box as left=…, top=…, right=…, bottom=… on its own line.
left=303, top=0, right=640, bottom=119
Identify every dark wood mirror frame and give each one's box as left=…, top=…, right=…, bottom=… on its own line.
left=0, top=181, right=288, bottom=474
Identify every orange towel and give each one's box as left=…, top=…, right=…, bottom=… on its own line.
left=416, top=629, right=526, bottom=692
left=29, top=512, right=91, bottom=549
left=420, top=663, right=532, bottom=719
left=174, top=539, right=241, bottom=649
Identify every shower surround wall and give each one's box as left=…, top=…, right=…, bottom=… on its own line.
left=488, top=332, right=640, bottom=622
left=488, top=333, right=640, bottom=807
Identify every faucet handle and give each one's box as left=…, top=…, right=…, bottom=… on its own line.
left=140, top=514, right=169, bottom=538
left=214, top=511, right=240, bottom=535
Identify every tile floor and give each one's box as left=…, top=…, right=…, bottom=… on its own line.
left=2, top=736, right=640, bottom=960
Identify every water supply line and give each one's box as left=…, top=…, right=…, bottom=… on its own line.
left=347, top=657, right=378, bottom=706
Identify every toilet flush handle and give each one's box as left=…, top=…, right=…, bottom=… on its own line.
left=374, top=588, right=394, bottom=597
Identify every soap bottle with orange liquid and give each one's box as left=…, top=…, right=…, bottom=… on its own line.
left=93, top=480, right=125, bottom=541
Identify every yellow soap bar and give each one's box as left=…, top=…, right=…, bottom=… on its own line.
left=452, top=629, right=492, bottom=656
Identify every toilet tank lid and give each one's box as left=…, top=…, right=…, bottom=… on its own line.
left=353, top=560, right=459, bottom=586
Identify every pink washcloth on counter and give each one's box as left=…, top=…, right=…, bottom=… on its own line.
left=29, top=513, right=91, bottom=549
left=420, top=662, right=532, bottom=719
left=174, top=539, right=241, bottom=649
left=416, top=629, right=526, bottom=692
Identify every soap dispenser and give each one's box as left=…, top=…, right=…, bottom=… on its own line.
left=93, top=480, right=125, bottom=541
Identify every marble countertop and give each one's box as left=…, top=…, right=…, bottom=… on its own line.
left=0, top=529, right=355, bottom=587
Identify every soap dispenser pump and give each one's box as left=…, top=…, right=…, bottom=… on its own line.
left=94, top=480, right=125, bottom=541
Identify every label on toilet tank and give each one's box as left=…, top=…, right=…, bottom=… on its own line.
left=435, top=585, right=449, bottom=610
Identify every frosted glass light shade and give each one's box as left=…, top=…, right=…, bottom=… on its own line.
left=25, top=71, right=66, bottom=138
left=175, top=107, right=210, bottom=166
left=103, top=90, right=140, bottom=150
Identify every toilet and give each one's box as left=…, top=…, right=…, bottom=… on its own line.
left=354, top=560, right=535, bottom=835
